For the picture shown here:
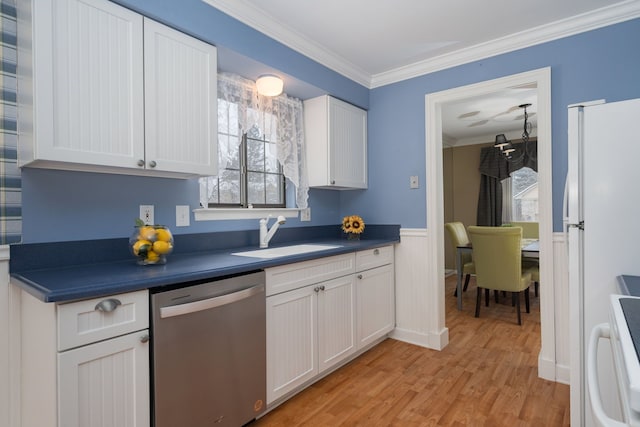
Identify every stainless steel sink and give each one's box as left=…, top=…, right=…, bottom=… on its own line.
left=231, top=244, right=342, bottom=259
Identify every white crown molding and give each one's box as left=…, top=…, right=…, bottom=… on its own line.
left=202, top=0, right=372, bottom=87
left=204, top=0, right=640, bottom=89
left=372, top=0, right=640, bottom=88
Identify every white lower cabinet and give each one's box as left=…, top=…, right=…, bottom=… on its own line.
left=266, top=246, right=394, bottom=406
left=317, top=276, right=357, bottom=371
left=265, top=275, right=356, bottom=404
left=18, top=288, right=150, bottom=427
left=58, top=331, right=150, bottom=427
left=266, top=285, right=317, bottom=403
left=356, top=263, right=395, bottom=349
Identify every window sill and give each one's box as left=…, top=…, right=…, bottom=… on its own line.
left=194, top=207, right=301, bottom=221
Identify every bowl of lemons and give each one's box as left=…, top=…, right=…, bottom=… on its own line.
left=130, top=219, right=174, bottom=265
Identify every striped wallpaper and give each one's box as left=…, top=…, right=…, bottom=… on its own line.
left=0, top=0, right=20, bottom=244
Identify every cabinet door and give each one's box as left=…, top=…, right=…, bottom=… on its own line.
left=144, top=19, right=218, bottom=175
left=58, top=330, right=150, bottom=427
left=328, top=97, right=367, bottom=188
left=356, top=264, right=395, bottom=349
left=44, top=0, right=145, bottom=167
left=317, top=275, right=357, bottom=373
left=266, top=286, right=317, bottom=404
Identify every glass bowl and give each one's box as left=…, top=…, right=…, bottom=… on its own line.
left=130, top=225, right=174, bottom=265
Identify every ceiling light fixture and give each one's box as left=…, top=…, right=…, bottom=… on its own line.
left=256, top=74, right=283, bottom=97
left=494, top=103, right=534, bottom=162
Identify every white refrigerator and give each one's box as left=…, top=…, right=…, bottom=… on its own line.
left=566, top=98, right=640, bottom=427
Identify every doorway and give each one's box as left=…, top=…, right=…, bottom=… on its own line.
left=425, top=68, right=556, bottom=380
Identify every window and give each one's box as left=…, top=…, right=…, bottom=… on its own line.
left=199, top=72, right=308, bottom=212
left=503, top=167, right=538, bottom=222
left=208, top=99, right=285, bottom=207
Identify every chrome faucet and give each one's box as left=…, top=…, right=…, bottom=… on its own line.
left=259, top=215, right=286, bottom=248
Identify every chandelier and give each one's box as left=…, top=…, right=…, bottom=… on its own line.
left=494, top=103, right=535, bottom=162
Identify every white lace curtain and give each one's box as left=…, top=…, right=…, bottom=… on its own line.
left=199, top=72, right=309, bottom=209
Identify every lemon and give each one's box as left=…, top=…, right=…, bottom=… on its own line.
left=155, top=228, right=173, bottom=242
left=132, top=239, right=152, bottom=256
left=146, top=250, right=160, bottom=263
left=152, top=240, right=173, bottom=255
left=138, top=226, right=157, bottom=242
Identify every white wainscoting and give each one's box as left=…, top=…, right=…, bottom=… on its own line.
left=0, top=245, right=19, bottom=427
left=391, top=228, right=449, bottom=350
left=553, top=232, right=570, bottom=384
left=391, top=228, right=571, bottom=383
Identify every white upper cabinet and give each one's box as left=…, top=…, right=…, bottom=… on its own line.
left=143, top=19, right=217, bottom=176
left=304, top=95, right=367, bottom=189
left=18, top=0, right=217, bottom=178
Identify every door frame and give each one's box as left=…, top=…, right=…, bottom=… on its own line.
left=425, top=67, right=556, bottom=380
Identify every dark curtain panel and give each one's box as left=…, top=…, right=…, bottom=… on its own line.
left=476, top=139, right=537, bottom=226
left=477, top=174, right=503, bottom=226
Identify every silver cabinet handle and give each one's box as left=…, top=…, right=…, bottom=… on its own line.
left=137, top=159, right=145, bottom=167
left=357, top=274, right=363, bottom=279
left=140, top=334, right=150, bottom=343
left=94, top=298, right=121, bottom=312
left=373, top=249, right=380, bottom=255
left=149, top=160, right=157, bottom=168
left=160, top=284, right=263, bottom=318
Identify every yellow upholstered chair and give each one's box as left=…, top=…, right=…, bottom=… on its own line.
left=511, top=221, right=540, bottom=296
left=510, top=221, right=539, bottom=239
left=445, top=222, right=475, bottom=297
left=468, top=226, right=532, bottom=325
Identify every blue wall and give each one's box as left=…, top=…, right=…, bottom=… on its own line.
left=20, top=3, right=640, bottom=242
left=341, top=18, right=640, bottom=231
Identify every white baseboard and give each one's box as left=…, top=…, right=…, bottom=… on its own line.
left=555, top=364, right=571, bottom=385
left=390, top=326, right=449, bottom=350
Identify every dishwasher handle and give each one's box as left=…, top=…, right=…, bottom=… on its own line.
left=160, top=284, right=264, bottom=319
left=587, top=323, right=628, bottom=427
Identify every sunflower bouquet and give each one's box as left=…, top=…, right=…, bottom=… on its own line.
left=341, top=215, right=365, bottom=239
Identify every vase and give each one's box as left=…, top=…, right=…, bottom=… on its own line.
left=347, top=233, right=360, bottom=241
left=130, top=225, right=174, bottom=265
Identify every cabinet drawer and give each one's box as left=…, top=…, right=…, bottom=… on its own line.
left=266, top=253, right=355, bottom=296
left=57, top=290, right=149, bottom=351
left=356, top=245, right=394, bottom=272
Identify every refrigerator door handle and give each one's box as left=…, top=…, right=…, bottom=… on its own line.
left=587, top=323, right=627, bottom=427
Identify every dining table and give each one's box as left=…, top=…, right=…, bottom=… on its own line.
left=455, top=238, right=539, bottom=310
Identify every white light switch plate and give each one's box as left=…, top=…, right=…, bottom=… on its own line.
left=410, top=176, right=419, bottom=189
left=176, top=205, right=190, bottom=227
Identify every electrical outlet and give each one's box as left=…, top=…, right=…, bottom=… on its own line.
left=176, top=205, right=190, bottom=227
left=300, top=207, right=311, bottom=222
left=139, top=205, right=154, bottom=225
left=410, top=175, right=419, bottom=189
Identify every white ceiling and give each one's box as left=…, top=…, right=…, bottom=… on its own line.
left=206, top=0, right=640, bottom=87
left=205, top=0, right=640, bottom=144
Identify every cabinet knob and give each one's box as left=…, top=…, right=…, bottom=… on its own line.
left=330, top=180, right=336, bottom=185
left=94, top=298, right=121, bottom=312
left=357, top=274, right=363, bottom=280
left=314, top=287, right=320, bottom=293
left=149, top=160, right=157, bottom=168
left=374, top=249, right=380, bottom=255
left=139, top=334, right=150, bottom=344
left=319, top=285, right=325, bottom=291
left=137, top=159, right=145, bottom=167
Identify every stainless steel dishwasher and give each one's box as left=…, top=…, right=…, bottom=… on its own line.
left=151, top=271, right=266, bottom=427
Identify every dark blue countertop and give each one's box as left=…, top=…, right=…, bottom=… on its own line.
left=618, top=275, right=640, bottom=297
left=10, top=225, right=400, bottom=303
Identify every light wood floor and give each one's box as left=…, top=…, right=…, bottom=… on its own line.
left=255, top=274, right=570, bottom=426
